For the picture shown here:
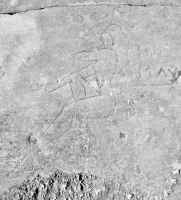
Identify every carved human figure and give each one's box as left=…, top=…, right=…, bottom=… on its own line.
left=74, top=24, right=130, bottom=96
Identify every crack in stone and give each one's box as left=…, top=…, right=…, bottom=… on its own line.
left=122, top=3, right=180, bottom=7
left=0, top=3, right=180, bottom=15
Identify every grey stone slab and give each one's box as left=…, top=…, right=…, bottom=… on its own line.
left=0, top=3, right=181, bottom=200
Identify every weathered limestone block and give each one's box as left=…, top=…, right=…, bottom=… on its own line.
left=0, top=3, right=181, bottom=200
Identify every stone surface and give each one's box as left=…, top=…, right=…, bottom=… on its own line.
left=1, top=170, right=127, bottom=200
left=0, top=2, right=181, bottom=200
left=1, top=0, right=181, bottom=14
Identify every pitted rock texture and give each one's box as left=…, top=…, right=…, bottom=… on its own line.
left=0, top=2, right=181, bottom=200
left=0, top=170, right=155, bottom=200
left=2, top=170, right=181, bottom=199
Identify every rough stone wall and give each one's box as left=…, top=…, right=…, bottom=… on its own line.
left=0, top=1, right=181, bottom=200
